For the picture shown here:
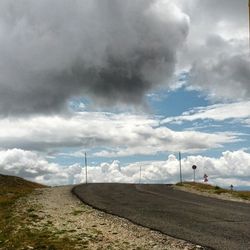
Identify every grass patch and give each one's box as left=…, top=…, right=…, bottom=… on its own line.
left=0, top=175, right=46, bottom=247
left=175, top=182, right=250, bottom=200
left=71, top=209, right=83, bottom=216
left=232, top=191, right=250, bottom=200
left=0, top=174, right=89, bottom=249
left=27, top=207, right=36, bottom=213
left=175, top=182, right=184, bottom=187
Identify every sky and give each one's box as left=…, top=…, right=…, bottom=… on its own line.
left=0, top=0, right=249, bottom=189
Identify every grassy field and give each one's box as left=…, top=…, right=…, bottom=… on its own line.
left=176, top=182, right=250, bottom=201
left=0, top=174, right=82, bottom=250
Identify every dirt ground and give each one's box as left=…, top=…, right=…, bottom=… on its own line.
left=14, top=186, right=202, bottom=250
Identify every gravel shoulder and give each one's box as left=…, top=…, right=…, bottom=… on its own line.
left=14, top=186, right=201, bottom=250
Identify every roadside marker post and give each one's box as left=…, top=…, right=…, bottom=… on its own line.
left=192, top=165, right=197, bottom=183
left=139, top=165, right=142, bottom=184
left=204, top=173, right=208, bottom=183
left=179, top=152, right=183, bottom=184
left=85, top=152, right=88, bottom=184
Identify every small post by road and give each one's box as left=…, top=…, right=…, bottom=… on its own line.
left=139, top=165, right=142, bottom=184
left=179, top=152, right=183, bottom=184
left=192, top=165, right=197, bottom=182
left=85, top=152, right=88, bottom=184
left=204, top=173, right=208, bottom=183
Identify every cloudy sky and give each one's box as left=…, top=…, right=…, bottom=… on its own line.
left=0, top=0, right=249, bottom=188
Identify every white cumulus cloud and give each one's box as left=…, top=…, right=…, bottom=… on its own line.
left=1, top=149, right=250, bottom=189
left=0, top=111, right=238, bottom=156
left=162, top=101, right=250, bottom=124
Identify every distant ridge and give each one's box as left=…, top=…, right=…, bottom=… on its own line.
left=0, top=174, right=46, bottom=189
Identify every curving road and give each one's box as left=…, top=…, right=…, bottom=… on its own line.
left=73, top=184, right=250, bottom=250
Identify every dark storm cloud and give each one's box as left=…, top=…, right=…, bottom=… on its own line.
left=190, top=53, right=250, bottom=100
left=176, top=0, right=250, bottom=101
left=0, top=0, right=189, bottom=115
left=178, top=0, right=247, bottom=23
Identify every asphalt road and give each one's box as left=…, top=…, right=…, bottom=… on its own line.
left=73, top=184, right=250, bottom=250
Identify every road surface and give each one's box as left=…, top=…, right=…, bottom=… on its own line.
left=73, top=184, right=250, bottom=250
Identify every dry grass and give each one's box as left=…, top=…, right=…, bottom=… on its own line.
left=0, top=174, right=81, bottom=250
left=176, top=182, right=250, bottom=201
left=235, top=190, right=250, bottom=200
left=0, top=174, right=45, bottom=204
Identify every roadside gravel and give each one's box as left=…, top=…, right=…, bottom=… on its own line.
left=15, top=186, right=202, bottom=250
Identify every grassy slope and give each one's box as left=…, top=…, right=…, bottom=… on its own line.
left=0, top=174, right=78, bottom=250
left=0, top=174, right=45, bottom=203
left=176, top=182, right=250, bottom=201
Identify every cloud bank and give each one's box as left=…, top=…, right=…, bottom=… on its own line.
left=0, top=0, right=189, bottom=115
left=1, top=148, right=250, bottom=188
left=0, top=0, right=248, bottom=115
left=0, top=112, right=238, bottom=155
